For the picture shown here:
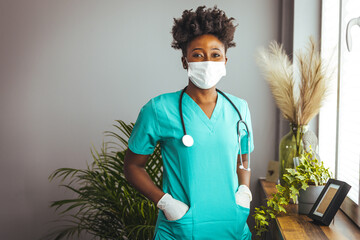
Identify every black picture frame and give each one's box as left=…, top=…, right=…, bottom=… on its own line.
left=308, top=179, right=351, bottom=226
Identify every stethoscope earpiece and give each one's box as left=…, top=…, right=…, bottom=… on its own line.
left=239, top=165, right=251, bottom=172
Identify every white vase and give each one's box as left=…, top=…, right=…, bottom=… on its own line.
left=298, top=185, right=325, bottom=215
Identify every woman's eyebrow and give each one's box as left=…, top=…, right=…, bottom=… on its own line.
left=191, top=48, right=203, bottom=52
left=191, top=47, right=222, bottom=52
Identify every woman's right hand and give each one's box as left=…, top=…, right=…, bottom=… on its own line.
left=156, top=193, right=189, bottom=221
left=124, top=149, right=189, bottom=220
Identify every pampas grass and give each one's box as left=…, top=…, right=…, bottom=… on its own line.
left=256, top=36, right=331, bottom=125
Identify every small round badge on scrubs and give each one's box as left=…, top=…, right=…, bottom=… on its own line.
left=182, top=135, right=194, bottom=147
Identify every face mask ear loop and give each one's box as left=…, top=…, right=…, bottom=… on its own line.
left=184, top=57, right=189, bottom=70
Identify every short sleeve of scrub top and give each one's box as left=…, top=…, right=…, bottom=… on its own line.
left=128, top=98, right=161, bottom=155
left=127, top=90, right=253, bottom=240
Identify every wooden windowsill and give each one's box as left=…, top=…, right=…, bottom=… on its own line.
left=259, top=178, right=360, bottom=240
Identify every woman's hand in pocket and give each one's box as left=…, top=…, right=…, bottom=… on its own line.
left=156, top=193, right=189, bottom=221
left=235, top=185, right=252, bottom=209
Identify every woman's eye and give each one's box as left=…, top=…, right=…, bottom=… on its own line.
left=192, top=53, right=203, bottom=58
left=212, top=53, right=221, bottom=58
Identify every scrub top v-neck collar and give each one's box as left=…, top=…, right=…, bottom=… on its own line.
left=182, top=91, right=223, bottom=132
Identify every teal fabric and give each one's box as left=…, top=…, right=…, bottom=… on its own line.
left=128, top=90, right=254, bottom=240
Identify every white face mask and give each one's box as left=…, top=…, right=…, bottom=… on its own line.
left=186, top=59, right=226, bottom=89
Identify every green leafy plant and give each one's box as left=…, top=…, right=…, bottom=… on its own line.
left=253, top=148, right=332, bottom=238
left=42, top=120, right=163, bottom=240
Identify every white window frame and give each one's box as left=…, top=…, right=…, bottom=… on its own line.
left=319, top=0, right=360, bottom=227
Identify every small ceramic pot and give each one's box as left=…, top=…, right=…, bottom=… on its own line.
left=298, top=185, right=325, bottom=215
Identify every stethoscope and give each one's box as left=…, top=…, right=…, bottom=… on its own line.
left=179, top=86, right=251, bottom=171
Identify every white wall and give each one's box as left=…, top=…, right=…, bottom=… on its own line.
left=0, top=0, right=280, bottom=239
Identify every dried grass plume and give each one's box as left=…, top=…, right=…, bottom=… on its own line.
left=256, top=36, right=332, bottom=125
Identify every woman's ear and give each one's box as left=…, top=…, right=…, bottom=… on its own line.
left=225, top=56, right=228, bottom=65
left=181, top=56, right=188, bottom=70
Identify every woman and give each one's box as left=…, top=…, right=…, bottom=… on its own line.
left=124, top=6, right=254, bottom=240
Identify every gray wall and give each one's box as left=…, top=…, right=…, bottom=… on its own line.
left=0, top=0, right=280, bottom=239
left=277, top=0, right=322, bottom=155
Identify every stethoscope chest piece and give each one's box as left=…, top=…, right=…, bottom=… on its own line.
left=182, top=134, right=194, bottom=147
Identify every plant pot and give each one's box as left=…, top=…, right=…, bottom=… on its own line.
left=298, top=185, right=325, bottom=215
left=279, top=123, right=307, bottom=185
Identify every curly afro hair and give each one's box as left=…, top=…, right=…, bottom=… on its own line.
left=171, top=6, right=237, bottom=56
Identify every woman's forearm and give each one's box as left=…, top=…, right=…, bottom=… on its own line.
left=236, top=154, right=251, bottom=187
left=123, top=149, right=165, bottom=205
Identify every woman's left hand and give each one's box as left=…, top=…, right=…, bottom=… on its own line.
left=235, top=185, right=252, bottom=209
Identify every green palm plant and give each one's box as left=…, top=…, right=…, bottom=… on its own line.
left=42, top=120, right=163, bottom=240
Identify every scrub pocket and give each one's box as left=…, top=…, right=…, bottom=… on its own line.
left=235, top=203, right=250, bottom=238
left=157, top=206, right=193, bottom=239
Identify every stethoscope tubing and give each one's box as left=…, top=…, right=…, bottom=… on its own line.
left=179, top=86, right=251, bottom=171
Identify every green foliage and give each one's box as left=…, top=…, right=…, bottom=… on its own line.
left=253, top=148, right=332, bottom=238
left=42, top=120, right=163, bottom=240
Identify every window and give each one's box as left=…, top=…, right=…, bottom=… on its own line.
left=319, top=0, right=360, bottom=226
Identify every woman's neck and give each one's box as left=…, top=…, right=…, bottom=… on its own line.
left=185, top=80, right=218, bottom=105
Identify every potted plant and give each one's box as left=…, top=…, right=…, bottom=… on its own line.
left=256, top=36, right=333, bottom=184
left=42, top=120, right=162, bottom=240
left=286, top=149, right=332, bottom=214
left=253, top=148, right=332, bottom=238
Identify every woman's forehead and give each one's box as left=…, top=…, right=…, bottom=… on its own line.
left=187, top=34, right=225, bottom=50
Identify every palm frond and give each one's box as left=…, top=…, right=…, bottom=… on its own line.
left=44, top=120, right=162, bottom=240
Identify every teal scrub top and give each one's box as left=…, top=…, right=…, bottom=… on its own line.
left=128, top=89, right=254, bottom=240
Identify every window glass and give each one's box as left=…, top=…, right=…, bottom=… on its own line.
left=319, top=0, right=359, bottom=205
